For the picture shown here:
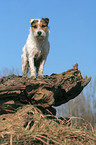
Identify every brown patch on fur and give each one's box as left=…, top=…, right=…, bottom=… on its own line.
left=39, top=22, right=48, bottom=32
left=30, top=18, right=49, bottom=32
left=31, top=20, right=39, bottom=32
left=41, top=18, right=49, bottom=25
left=30, top=19, right=38, bottom=24
left=40, top=18, right=49, bottom=32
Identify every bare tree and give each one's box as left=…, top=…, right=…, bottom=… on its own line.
left=57, top=78, right=96, bottom=128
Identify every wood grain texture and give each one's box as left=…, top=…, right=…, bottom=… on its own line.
left=0, top=64, right=91, bottom=115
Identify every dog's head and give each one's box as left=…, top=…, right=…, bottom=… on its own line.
left=30, top=18, right=49, bottom=39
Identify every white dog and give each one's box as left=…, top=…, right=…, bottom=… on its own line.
left=21, top=18, right=50, bottom=78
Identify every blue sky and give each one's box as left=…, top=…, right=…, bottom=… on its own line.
left=0, top=0, right=96, bottom=80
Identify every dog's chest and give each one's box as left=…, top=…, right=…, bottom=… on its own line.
left=33, top=42, right=44, bottom=66
left=35, top=40, right=47, bottom=56
left=35, top=50, right=42, bottom=59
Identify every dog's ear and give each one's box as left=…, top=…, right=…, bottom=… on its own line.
left=42, top=18, right=49, bottom=24
left=30, top=19, right=35, bottom=24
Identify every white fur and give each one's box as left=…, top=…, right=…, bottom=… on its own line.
left=21, top=22, right=50, bottom=78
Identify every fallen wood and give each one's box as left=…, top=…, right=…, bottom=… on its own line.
left=0, top=63, right=91, bottom=115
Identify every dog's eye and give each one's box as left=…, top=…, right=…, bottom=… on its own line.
left=42, top=25, right=46, bottom=28
left=32, top=25, right=37, bottom=28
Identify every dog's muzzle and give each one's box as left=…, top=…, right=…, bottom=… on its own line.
left=37, top=31, right=42, bottom=36
left=34, top=30, right=46, bottom=39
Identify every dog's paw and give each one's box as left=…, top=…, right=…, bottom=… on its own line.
left=37, top=75, right=44, bottom=79
left=30, top=75, right=36, bottom=80
left=23, top=75, right=27, bottom=78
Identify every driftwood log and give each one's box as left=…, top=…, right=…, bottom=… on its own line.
left=0, top=64, right=91, bottom=115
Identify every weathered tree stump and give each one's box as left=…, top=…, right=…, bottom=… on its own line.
left=0, top=64, right=91, bottom=115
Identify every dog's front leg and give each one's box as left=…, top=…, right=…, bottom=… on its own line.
left=37, top=59, right=46, bottom=78
left=29, top=56, right=36, bottom=78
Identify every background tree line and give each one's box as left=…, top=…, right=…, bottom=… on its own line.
left=57, top=78, right=96, bottom=128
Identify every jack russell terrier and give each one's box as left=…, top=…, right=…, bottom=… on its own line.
left=21, top=18, right=50, bottom=78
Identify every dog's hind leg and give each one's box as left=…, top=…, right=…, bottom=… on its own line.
left=21, top=47, right=29, bottom=77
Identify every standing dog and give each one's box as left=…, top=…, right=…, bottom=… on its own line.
left=21, top=18, right=50, bottom=78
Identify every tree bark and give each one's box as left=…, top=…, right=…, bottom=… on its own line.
left=0, top=63, right=91, bottom=115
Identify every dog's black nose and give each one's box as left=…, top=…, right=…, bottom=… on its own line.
left=37, top=31, right=42, bottom=36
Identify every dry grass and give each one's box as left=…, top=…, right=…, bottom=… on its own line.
left=0, top=105, right=96, bottom=145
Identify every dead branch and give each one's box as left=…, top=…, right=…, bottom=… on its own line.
left=0, top=63, right=91, bottom=115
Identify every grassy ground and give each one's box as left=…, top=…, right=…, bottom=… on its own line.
left=0, top=105, right=96, bottom=145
